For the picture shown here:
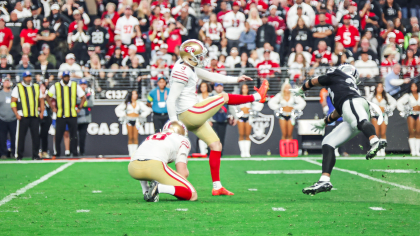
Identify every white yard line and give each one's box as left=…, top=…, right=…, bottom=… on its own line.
left=176, top=208, right=188, bottom=211
left=0, top=162, right=74, bottom=207
left=1, top=156, right=420, bottom=164
left=76, top=210, right=90, bottom=213
left=369, top=207, right=386, bottom=211
left=304, top=159, right=420, bottom=193
left=272, top=207, right=286, bottom=211
left=370, top=169, right=420, bottom=173
left=247, top=170, right=322, bottom=174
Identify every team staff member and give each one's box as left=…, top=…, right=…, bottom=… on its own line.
left=46, top=71, right=86, bottom=157
left=147, top=77, right=170, bottom=133
left=77, top=79, right=94, bottom=156
left=0, top=78, right=16, bottom=159
left=11, top=71, right=45, bottom=160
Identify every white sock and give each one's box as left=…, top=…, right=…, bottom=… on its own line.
left=140, top=181, right=149, bottom=194
left=238, top=141, right=244, bottom=157
left=129, top=144, right=138, bottom=157
left=213, top=181, right=222, bottom=190
left=370, top=137, right=379, bottom=145
left=252, top=93, right=261, bottom=101
left=319, top=175, right=330, bottom=182
left=416, top=139, right=420, bottom=155
left=65, top=150, right=70, bottom=155
left=198, top=140, right=208, bottom=155
left=157, top=184, right=175, bottom=195
left=334, top=148, right=340, bottom=157
left=245, top=140, right=251, bottom=157
left=409, top=138, right=416, bottom=155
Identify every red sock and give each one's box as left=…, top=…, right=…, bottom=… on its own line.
left=227, top=94, right=255, bottom=105
left=174, top=186, right=192, bottom=200
left=209, top=150, right=221, bottom=182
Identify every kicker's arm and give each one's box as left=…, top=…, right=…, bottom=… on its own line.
left=195, top=67, right=238, bottom=84
left=166, top=82, right=185, bottom=121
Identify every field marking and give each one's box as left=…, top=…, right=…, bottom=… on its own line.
left=76, top=210, right=90, bottom=213
left=2, top=156, right=420, bottom=164
left=0, top=210, right=19, bottom=212
left=92, top=190, right=102, bottom=193
left=369, top=207, right=386, bottom=211
left=0, top=162, right=74, bottom=207
left=272, top=207, right=286, bottom=211
left=247, top=170, right=322, bottom=174
left=304, top=159, right=420, bottom=193
left=176, top=208, right=188, bottom=211
left=248, top=189, right=258, bottom=191
left=370, top=169, right=420, bottom=173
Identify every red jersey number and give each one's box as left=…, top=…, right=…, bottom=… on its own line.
left=146, top=132, right=171, bottom=141
left=123, top=25, right=133, bottom=34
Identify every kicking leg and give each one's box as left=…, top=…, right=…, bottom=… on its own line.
left=193, top=122, right=234, bottom=196
left=222, top=79, right=269, bottom=104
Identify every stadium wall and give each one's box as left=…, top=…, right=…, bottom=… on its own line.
left=22, top=101, right=410, bottom=157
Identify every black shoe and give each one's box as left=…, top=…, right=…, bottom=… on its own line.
left=16, top=157, right=22, bottom=161
left=302, top=181, right=333, bottom=196
left=366, top=140, right=387, bottom=160
left=1, top=155, right=6, bottom=160
left=144, top=181, right=159, bottom=202
left=32, top=157, right=41, bottom=160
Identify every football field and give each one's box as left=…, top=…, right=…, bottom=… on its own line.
left=1, top=156, right=419, bottom=235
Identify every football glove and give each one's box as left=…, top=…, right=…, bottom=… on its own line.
left=311, top=119, right=326, bottom=135
left=289, top=87, right=305, bottom=98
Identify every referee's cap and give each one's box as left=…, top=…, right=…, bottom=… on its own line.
left=62, top=71, right=70, bottom=77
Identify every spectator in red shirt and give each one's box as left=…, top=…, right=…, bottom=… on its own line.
left=149, top=5, right=166, bottom=29
left=380, top=20, right=404, bottom=45
left=267, top=5, right=286, bottom=53
left=256, top=50, right=280, bottom=80
left=359, top=2, right=378, bottom=31
left=20, top=20, right=38, bottom=46
left=216, top=1, right=231, bottom=23
left=311, top=40, right=332, bottom=65
left=149, top=19, right=165, bottom=52
left=68, top=10, right=88, bottom=39
left=101, top=3, right=120, bottom=45
left=381, top=47, right=397, bottom=77
left=164, top=22, right=187, bottom=54
left=0, top=17, right=13, bottom=51
left=106, top=35, right=129, bottom=59
left=335, top=15, right=360, bottom=53
left=205, top=56, right=227, bottom=75
left=244, top=0, right=268, bottom=14
left=401, top=49, right=419, bottom=78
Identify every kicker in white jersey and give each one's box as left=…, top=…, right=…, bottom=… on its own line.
left=169, top=59, right=200, bottom=114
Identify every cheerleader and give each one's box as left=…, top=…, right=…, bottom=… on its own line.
left=268, top=82, right=306, bottom=140
left=196, top=82, right=212, bottom=154
left=397, top=82, right=420, bottom=156
left=369, top=83, right=397, bottom=156
left=115, top=90, right=152, bottom=156
left=237, top=84, right=253, bottom=157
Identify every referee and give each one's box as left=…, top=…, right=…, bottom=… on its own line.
left=46, top=71, right=86, bottom=157
left=10, top=71, right=45, bottom=160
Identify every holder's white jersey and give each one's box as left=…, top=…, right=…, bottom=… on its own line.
left=169, top=60, right=199, bottom=114
left=131, top=131, right=191, bottom=164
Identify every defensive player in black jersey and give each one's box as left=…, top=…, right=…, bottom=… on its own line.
left=290, top=64, right=387, bottom=195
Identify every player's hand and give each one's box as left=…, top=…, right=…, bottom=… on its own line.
left=52, top=107, right=57, bottom=113
left=40, top=113, right=44, bottom=120
left=289, top=87, right=305, bottom=98
left=16, top=114, right=22, bottom=120
left=311, top=120, right=326, bottom=135
left=238, top=75, right=253, bottom=82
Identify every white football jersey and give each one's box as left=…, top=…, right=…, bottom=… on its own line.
left=169, top=59, right=200, bottom=114
left=115, top=16, right=140, bottom=45
left=131, top=131, right=191, bottom=164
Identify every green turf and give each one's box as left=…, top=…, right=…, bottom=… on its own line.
left=0, top=158, right=419, bottom=235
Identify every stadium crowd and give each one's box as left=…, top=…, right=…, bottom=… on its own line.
left=0, top=0, right=419, bottom=94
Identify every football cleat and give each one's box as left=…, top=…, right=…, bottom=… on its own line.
left=144, top=181, right=159, bottom=202
left=212, top=187, right=234, bottom=196
left=366, top=140, right=387, bottom=160
left=254, top=79, right=269, bottom=103
left=302, top=181, right=333, bottom=196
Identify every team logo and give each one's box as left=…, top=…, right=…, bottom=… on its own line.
left=184, top=46, right=195, bottom=53
left=249, top=113, right=274, bottom=144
